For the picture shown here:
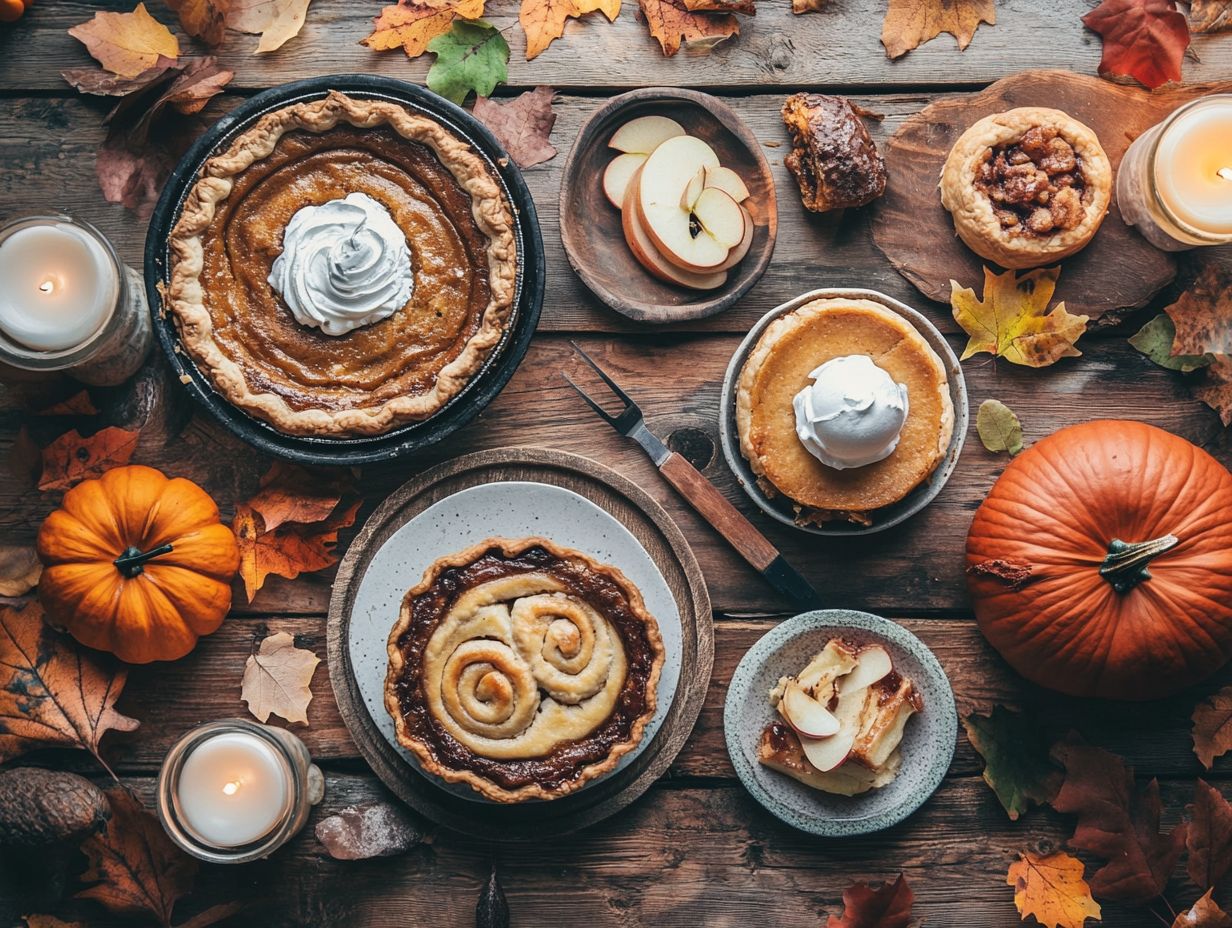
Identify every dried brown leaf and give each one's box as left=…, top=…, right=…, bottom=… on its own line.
left=167, top=0, right=231, bottom=45
left=0, top=546, right=41, bottom=597
left=881, top=0, right=995, bottom=60
left=241, top=631, right=321, bottom=724
left=228, top=0, right=313, bottom=52
left=37, top=427, right=140, bottom=492
left=1190, top=0, right=1232, bottom=33
left=1166, top=264, right=1232, bottom=356
left=473, top=87, right=558, bottom=167
left=1173, top=890, right=1232, bottom=928
left=68, top=4, right=180, bottom=78
left=1195, top=356, right=1232, bottom=427
left=1193, top=684, right=1232, bottom=769
left=1188, top=779, right=1232, bottom=891
left=362, top=0, right=485, bottom=58
left=637, top=0, right=739, bottom=55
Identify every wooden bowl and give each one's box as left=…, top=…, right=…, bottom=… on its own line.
left=559, top=88, right=777, bottom=323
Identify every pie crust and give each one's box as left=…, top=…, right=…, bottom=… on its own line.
left=385, top=537, right=665, bottom=803
left=167, top=91, right=518, bottom=437
left=939, top=107, right=1111, bottom=270
left=736, top=298, right=953, bottom=525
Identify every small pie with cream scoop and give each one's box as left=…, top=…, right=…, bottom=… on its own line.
left=385, top=537, right=664, bottom=803
left=167, top=90, right=517, bottom=438
left=735, top=298, right=953, bottom=526
left=940, top=106, right=1111, bottom=270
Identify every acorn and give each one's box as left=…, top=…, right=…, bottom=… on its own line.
left=0, top=767, right=110, bottom=847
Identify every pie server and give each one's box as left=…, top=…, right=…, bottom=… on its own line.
left=564, top=342, right=823, bottom=611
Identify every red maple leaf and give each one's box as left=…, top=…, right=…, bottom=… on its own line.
left=1082, top=0, right=1190, bottom=89
left=826, top=874, right=914, bottom=928
left=1188, top=779, right=1232, bottom=892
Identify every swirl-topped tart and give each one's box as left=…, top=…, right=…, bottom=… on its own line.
left=385, top=538, right=665, bottom=802
left=166, top=90, right=517, bottom=437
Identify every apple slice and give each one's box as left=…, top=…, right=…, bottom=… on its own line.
left=636, top=135, right=729, bottom=271
left=780, top=681, right=840, bottom=739
left=622, top=167, right=728, bottom=291
left=603, top=153, right=647, bottom=209
left=799, top=683, right=870, bottom=772
left=705, top=165, right=751, bottom=203
left=609, top=115, right=686, bottom=154
left=842, top=645, right=894, bottom=693
left=680, top=168, right=705, bottom=211
left=691, top=187, right=745, bottom=250
left=713, top=205, right=754, bottom=272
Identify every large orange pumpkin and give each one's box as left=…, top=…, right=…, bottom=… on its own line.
left=37, top=465, right=240, bottom=664
left=966, top=420, right=1232, bottom=700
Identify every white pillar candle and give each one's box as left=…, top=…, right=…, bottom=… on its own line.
left=175, top=731, right=290, bottom=848
left=0, top=220, right=119, bottom=352
left=1154, top=98, right=1232, bottom=236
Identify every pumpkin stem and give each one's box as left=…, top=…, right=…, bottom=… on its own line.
left=1100, top=535, right=1179, bottom=593
left=113, top=543, right=174, bottom=578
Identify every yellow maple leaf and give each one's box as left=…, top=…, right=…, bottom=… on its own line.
left=637, top=0, right=738, bottom=55
left=520, top=0, right=620, bottom=59
left=1008, top=851, right=1101, bottom=928
left=363, top=0, right=486, bottom=58
left=951, top=266, right=1088, bottom=367
left=67, top=3, right=180, bottom=78
left=881, top=0, right=995, bottom=60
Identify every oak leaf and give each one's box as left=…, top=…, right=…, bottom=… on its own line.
left=1190, top=0, right=1232, bottom=33
left=248, top=461, right=355, bottom=532
left=167, top=0, right=230, bottom=46
left=963, top=706, right=1060, bottom=819
left=68, top=4, right=180, bottom=79
left=637, top=0, right=739, bottom=55
left=880, top=0, right=995, bottom=60
left=233, top=498, right=359, bottom=602
left=473, top=87, right=558, bottom=168
left=521, top=0, right=619, bottom=59
left=241, top=631, right=321, bottom=724
left=1082, top=0, right=1190, bottom=90
left=362, top=0, right=486, bottom=59
left=1129, top=314, right=1213, bottom=373
left=1193, top=684, right=1232, bottom=769
left=77, top=790, right=196, bottom=927
left=0, top=602, right=139, bottom=774
left=1174, top=890, right=1232, bottom=927
left=228, top=0, right=313, bottom=52
left=951, top=266, right=1088, bottom=367
left=1188, top=779, right=1232, bottom=891
left=1166, top=264, right=1232, bottom=357
left=824, top=874, right=914, bottom=928
left=38, top=427, right=140, bottom=493
left=0, top=545, right=41, bottom=597
left=1194, top=356, right=1232, bottom=427
left=1007, top=851, right=1101, bottom=928
left=975, top=399, right=1024, bottom=456
left=1051, top=734, right=1187, bottom=903
left=427, top=20, right=510, bottom=104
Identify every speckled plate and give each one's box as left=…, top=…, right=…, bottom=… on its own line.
left=718, top=288, right=968, bottom=536
left=724, top=610, right=956, bottom=837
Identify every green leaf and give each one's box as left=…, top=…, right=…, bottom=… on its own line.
left=963, top=706, right=1063, bottom=821
left=426, top=20, right=509, bottom=105
left=1129, top=313, right=1213, bottom=373
left=976, top=399, right=1024, bottom=456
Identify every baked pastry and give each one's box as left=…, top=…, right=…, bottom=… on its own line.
left=781, top=93, right=887, bottom=213
left=940, top=106, right=1111, bottom=269
left=736, top=298, right=953, bottom=525
left=385, top=538, right=665, bottom=803
left=167, top=91, right=517, bottom=437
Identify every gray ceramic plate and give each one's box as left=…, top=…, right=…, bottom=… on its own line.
left=718, top=288, right=968, bottom=535
left=724, top=610, right=956, bottom=837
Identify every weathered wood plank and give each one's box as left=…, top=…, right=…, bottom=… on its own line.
left=2, top=334, right=1227, bottom=614
left=4, top=0, right=1232, bottom=94
left=0, top=772, right=1211, bottom=928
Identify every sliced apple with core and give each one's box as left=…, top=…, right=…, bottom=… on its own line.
left=841, top=645, right=893, bottom=693
left=622, top=167, right=728, bottom=291
left=636, top=135, right=730, bottom=271
left=691, top=187, right=745, bottom=249
left=780, top=681, right=841, bottom=739
left=603, top=153, right=647, bottom=209
left=680, top=168, right=705, bottom=211
left=799, top=683, right=870, bottom=772
left=609, top=115, right=686, bottom=154
left=713, top=205, right=753, bottom=272
left=704, top=165, right=750, bottom=202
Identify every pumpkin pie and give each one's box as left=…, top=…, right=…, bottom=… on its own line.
left=940, top=107, right=1111, bottom=269
left=736, top=298, right=953, bottom=525
left=385, top=537, right=664, bottom=803
left=167, top=91, right=518, bottom=437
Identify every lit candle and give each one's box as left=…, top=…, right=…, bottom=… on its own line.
left=0, top=221, right=118, bottom=352
left=1118, top=94, right=1232, bottom=250
left=176, top=731, right=290, bottom=848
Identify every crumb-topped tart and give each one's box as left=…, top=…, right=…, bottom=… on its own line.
left=167, top=90, right=518, bottom=437
left=385, top=537, right=665, bottom=803
left=940, top=107, right=1111, bottom=270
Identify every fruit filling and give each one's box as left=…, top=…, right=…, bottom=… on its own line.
left=974, top=125, right=1094, bottom=237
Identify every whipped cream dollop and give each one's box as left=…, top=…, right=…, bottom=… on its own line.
left=269, top=193, right=413, bottom=336
left=792, top=354, right=909, bottom=470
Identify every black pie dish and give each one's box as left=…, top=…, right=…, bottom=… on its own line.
left=144, top=74, right=545, bottom=466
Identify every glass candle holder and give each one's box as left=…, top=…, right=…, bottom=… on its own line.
left=157, top=719, right=325, bottom=864
left=0, top=213, right=151, bottom=385
left=1117, top=94, right=1232, bottom=251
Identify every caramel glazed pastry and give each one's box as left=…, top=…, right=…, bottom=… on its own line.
left=167, top=91, right=518, bottom=438
left=737, top=298, right=953, bottom=526
left=781, top=93, right=887, bottom=213
left=385, top=538, right=665, bottom=803
left=940, top=106, right=1111, bottom=269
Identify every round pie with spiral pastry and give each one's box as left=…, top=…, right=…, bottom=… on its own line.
left=385, top=537, right=665, bottom=802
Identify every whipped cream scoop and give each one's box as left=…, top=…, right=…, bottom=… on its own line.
left=792, top=354, right=909, bottom=470
left=269, top=193, right=413, bottom=336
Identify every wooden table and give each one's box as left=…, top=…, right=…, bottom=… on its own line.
left=2, top=3, right=1231, bottom=925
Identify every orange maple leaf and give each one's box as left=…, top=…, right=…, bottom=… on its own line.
left=1007, top=851, right=1101, bottom=928
left=68, top=3, right=180, bottom=78
left=363, top=0, right=486, bottom=58
left=880, top=0, right=995, bottom=60
left=38, top=427, right=141, bottom=492
left=637, top=0, right=738, bottom=55
left=520, top=0, right=619, bottom=60
left=247, top=461, right=356, bottom=532
left=233, top=499, right=360, bottom=602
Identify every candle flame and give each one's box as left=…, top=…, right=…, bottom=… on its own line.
left=37, top=279, right=55, bottom=295
left=222, top=781, right=240, bottom=796
left=1219, top=167, right=1232, bottom=182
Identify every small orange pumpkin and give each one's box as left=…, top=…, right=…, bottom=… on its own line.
left=966, top=420, right=1232, bottom=700
left=0, top=0, right=30, bottom=23
left=37, top=465, right=240, bottom=664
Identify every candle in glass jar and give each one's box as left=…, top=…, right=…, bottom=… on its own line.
left=175, top=731, right=290, bottom=848
left=0, top=221, right=119, bottom=352
left=1153, top=100, right=1232, bottom=236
